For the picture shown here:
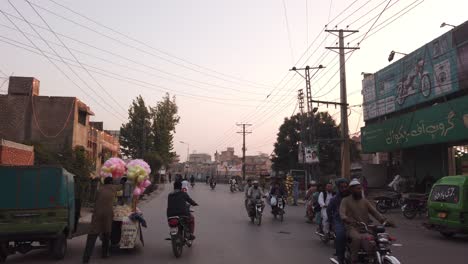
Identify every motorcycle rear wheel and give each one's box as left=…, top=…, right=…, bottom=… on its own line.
left=279, top=213, right=284, bottom=222
left=255, top=215, right=262, bottom=226
left=376, top=202, right=388, bottom=214
left=403, top=208, right=417, bottom=219
left=171, top=236, right=183, bottom=258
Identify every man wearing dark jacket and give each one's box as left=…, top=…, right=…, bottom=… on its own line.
left=167, top=181, right=198, bottom=238
left=327, top=178, right=350, bottom=264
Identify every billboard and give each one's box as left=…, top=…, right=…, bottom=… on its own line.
left=305, top=145, right=319, bottom=164
left=361, top=95, right=468, bottom=153
left=362, top=21, right=468, bottom=121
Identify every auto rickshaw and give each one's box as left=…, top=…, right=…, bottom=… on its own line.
left=425, top=175, right=468, bottom=237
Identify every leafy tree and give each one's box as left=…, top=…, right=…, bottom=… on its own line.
left=272, top=112, right=352, bottom=175
left=150, top=93, right=180, bottom=166
left=120, top=96, right=152, bottom=158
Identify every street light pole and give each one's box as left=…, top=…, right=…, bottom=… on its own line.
left=179, top=141, right=190, bottom=162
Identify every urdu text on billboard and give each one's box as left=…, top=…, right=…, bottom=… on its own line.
left=362, top=21, right=468, bottom=121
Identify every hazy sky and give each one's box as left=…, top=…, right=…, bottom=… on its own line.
left=0, top=0, right=467, bottom=161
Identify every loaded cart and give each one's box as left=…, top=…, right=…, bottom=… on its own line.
left=109, top=205, right=145, bottom=250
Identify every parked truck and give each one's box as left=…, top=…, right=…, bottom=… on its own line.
left=0, top=166, right=81, bottom=262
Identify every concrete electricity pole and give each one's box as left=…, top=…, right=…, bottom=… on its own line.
left=325, top=29, right=359, bottom=179
left=237, top=123, right=252, bottom=180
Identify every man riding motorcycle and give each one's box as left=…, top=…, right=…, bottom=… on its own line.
left=209, top=176, right=217, bottom=189
left=327, top=178, right=350, bottom=264
left=339, top=179, right=394, bottom=264
left=269, top=182, right=286, bottom=214
left=244, top=178, right=253, bottom=215
left=305, top=181, right=318, bottom=223
left=247, top=181, right=265, bottom=216
left=167, top=181, right=199, bottom=240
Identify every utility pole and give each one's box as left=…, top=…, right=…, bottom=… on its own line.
left=290, top=65, right=324, bottom=182
left=237, top=123, right=252, bottom=180
left=297, top=89, right=308, bottom=185
left=325, top=28, right=359, bottom=179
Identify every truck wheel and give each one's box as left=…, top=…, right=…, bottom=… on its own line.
left=440, top=231, right=455, bottom=238
left=50, top=234, right=67, bottom=260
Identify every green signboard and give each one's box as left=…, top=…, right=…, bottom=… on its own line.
left=362, top=21, right=468, bottom=121
left=361, top=95, right=468, bottom=153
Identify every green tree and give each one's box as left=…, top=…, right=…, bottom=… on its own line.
left=150, top=93, right=180, bottom=166
left=271, top=112, right=345, bottom=175
left=120, top=96, right=152, bottom=158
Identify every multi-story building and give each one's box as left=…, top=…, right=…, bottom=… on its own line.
left=245, top=153, right=272, bottom=177
left=0, top=76, right=119, bottom=175
left=0, top=139, right=34, bottom=165
left=188, top=153, right=211, bottom=164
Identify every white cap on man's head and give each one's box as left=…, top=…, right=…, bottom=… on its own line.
left=349, top=179, right=361, bottom=187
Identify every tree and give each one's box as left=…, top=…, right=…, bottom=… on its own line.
left=120, top=96, right=152, bottom=158
left=271, top=112, right=343, bottom=175
left=151, top=93, right=180, bottom=166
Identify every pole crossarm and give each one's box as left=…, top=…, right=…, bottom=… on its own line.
left=311, top=100, right=348, bottom=107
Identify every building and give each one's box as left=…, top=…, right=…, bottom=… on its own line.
left=188, top=153, right=211, bottom=164
left=245, top=153, right=272, bottom=177
left=0, top=76, right=119, bottom=174
left=360, top=21, right=468, bottom=192
left=0, top=139, right=34, bottom=165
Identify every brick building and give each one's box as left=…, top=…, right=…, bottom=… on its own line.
left=0, top=139, right=34, bottom=165
left=0, top=76, right=119, bottom=174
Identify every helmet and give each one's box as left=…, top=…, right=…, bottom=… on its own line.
left=349, top=179, right=361, bottom=187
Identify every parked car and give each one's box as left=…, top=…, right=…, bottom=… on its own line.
left=0, top=166, right=81, bottom=262
left=425, top=175, right=468, bottom=238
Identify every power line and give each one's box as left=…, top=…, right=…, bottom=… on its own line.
left=0, top=3, right=126, bottom=122
left=281, top=0, right=295, bottom=64
left=43, top=0, right=274, bottom=90
left=28, top=1, right=273, bottom=91
left=0, top=10, right=270, bottom=97
left=25, top=0, right=128, bottom=114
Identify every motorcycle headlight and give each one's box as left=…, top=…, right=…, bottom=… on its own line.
left=377, top=233, right=390, bottom=244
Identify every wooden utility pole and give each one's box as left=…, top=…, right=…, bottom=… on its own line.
left=237, top=123, right=252, bottom=180
left=325, top=29, right=359, bottom=179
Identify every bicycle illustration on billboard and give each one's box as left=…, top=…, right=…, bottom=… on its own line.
left=396, top=57, right=432, bottom=105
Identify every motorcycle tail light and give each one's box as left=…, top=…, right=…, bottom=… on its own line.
left=389, top=236, right=397, bottom=241
left=168, top=218, right=179, bottom=227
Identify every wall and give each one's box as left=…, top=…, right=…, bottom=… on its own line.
left=0, top=140, right=34, bottom=165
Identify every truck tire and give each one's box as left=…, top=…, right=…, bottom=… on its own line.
left=50, top=234, right=67, bottom=260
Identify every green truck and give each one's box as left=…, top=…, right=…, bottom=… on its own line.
left=0, top=166, right=81, bottom=262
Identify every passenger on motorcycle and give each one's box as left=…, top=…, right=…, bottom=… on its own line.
left=247, top=181, right=265, bottom=215
left=269, top=182, right=286, bottom=213
left=181, top=177, right=190, bottom=193
left=318, top=182, right=335, bottom=234
left=244, top=178, right=253, bottom=215
left=327, top=178, right=350, bottom=264
left=339, top=179, right=393, bottom=264
left=305, top=181, right=318, bottom=223
left=167, top=181, right=199, bottom=240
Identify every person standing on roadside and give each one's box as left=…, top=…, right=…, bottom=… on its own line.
left=83, top=177, right=118, bottom=263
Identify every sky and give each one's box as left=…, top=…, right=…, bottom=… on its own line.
left=0, top=0, right=467, bottom=161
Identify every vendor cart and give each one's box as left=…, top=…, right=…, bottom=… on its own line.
left=108, top=206, right=145, bottom=250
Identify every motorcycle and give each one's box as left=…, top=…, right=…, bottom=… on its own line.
left=375, top=191, right=404, bottom=214
left=396, top=58, right=432, bottom=106
left=190, top=182, right=195, bottom=188
left=271, top=195, right=286, bottom=222
left=230, top=182, right=238, bottom=192
left=330, top=222, right=401, bottom=264
left=210, top=181, right=216, bottom=190
left=401, top=195, right=428, bottom=219
left=316, top=222, right=336, bottom=244
left=249, top=197, right=264, bottom=226
left=166, top=213, right=194, bottom=258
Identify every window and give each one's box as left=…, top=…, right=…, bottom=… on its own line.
left=78, top=110, right=87, bottom=126
left=430, top=185, right=460, bottom=203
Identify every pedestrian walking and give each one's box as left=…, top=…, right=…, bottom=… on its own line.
left=292, top=178, right=299, bottom=206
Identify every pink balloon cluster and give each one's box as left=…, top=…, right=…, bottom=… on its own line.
left=100, top=157, right=126, bottom=179
left=126, top=159, right=152, bottom=197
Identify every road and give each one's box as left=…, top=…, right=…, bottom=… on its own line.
left=6, top=183, right=468, bottom=263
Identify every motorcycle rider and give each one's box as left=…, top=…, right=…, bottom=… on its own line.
left=269, top=182, right=286, bottom=214
left=305, top=181, right=318, bottom=223
left=190, top=175, right=195, bottom=186
left=247, top=181, right=265, bottom=214
left=339, top=179, right=393, bottom=264
left=209, top=176, right=217, bottom=188
left=167, top=181, right=199, bottom=240
left=244, top=178, right=253, bottom=215
left=327, top=178, right=350, bottom=264
left=318, top=182, right=335, bottom=234
left=181, top=177, right=190, bottom=193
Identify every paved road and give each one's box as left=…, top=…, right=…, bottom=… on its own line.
left=6, top=184, right=468, bottom=263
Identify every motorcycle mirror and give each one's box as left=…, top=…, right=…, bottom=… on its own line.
left=329, top=258, right=340, bottom=264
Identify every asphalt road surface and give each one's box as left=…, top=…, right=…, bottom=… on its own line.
left=6, top=183, right=468, bottom=263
